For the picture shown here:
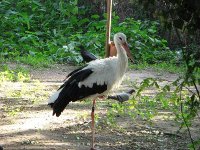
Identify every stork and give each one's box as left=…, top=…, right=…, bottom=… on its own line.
left=48, top=32, right=133, bottom=150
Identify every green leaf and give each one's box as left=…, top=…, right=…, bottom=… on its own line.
left=154, top=81, right=159, bottom=88
left=91, top=15, right=100, bottom=19
left=72, top=6, right=78, bottom=15
left=163, top=85, right=170, bottom=91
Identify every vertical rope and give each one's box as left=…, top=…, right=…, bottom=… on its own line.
left=105, top=0, right=112, bottom=57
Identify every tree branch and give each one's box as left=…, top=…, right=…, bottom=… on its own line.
left=180, top=87, right=196, bottom=150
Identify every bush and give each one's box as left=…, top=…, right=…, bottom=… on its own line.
left=0, top=0, right=176, bottom=65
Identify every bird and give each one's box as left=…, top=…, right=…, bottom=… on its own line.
left=80, top=46, right=97, bottom=62
left=107, top=89, right=135, bottom=103
left=48, top=32, right=133, bottom=150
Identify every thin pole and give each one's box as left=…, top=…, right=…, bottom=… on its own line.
left=105, top=0, right=112, bottom=57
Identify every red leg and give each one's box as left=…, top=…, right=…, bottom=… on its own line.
left=90, top=99, right=96, bottom=150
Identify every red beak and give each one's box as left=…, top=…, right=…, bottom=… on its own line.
left=122, top=42, right=134, bottom=64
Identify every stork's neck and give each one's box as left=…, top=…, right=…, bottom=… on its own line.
left=115, top=43, right=128, bottom=75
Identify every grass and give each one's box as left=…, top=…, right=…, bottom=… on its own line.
left=3, top=106, right=22, bottom=116
left=130, top=62, right=186, bottom=74
left=0, top=54, right=54, bottom=69
left=151, top=62, right=186, bottom=74
left=2, top=79, right=49, bottom=116
left=0, top=64, right=31, bottom=82
left=15, top=55, right=54, bottom=68
left=0, top=63, right=51, bottom=117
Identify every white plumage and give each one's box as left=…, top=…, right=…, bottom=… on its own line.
left=78, top=56, right=126, bottom=91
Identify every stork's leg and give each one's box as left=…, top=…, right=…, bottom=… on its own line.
left=90, top=98, right=96, bottom=150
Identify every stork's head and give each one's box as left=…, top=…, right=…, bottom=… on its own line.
left=114, top=32, right=127, bottom=45
left=114, top=32, right=134, bottom=63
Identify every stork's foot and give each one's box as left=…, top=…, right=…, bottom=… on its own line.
left=90, top=148, right=96, bottom=150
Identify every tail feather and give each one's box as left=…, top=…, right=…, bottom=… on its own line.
left=48, top=88, right=63, bottom=104
left=48, top=88, right=71, bottom=117
left=48, top=103, right=54, bottom=108
left=52, top=98, right=70, bottom=117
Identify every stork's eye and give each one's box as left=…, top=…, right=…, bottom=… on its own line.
left=119, top=37, right=122, bottom=40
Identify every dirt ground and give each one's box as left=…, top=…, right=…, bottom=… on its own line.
left=0, top=63, right=200, bottom=150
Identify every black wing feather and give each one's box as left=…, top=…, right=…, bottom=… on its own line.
left=66, top=65, right=87, bottom=79
left=51, top=68, right=107, bottom=117
left=62, top=65, right=88, bottom=83
left=80, top=49, right=97, bottom=62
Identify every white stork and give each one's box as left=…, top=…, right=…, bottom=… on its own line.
left=48, top=32, right=133, bottom=150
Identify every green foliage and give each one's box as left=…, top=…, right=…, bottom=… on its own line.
left=108, top=77, right=199, bottom=123
left=16, top=53, right=53, bottom=68
left=0, top=0, right=79, bottom=64
left=107, top=76, right=200, bottom=149
left=112, top=18, right=174, bottom=63
left=52, top=17, right=176, bottom=64
left=136, top=2, right=200, bottom=148
left=0, top=64, right=30, bottom=82
left=129, top=62, right=186, bottom=75
left=140, top=0, right=200, bottom=33
left=0, top=0, right=178, bottom=66
left=50, top=46, right=82, bottom=64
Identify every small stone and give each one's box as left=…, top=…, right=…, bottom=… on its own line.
left=87, top=143, right=90, bottom=146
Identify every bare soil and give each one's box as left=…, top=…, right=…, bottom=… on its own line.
left=0, top=64, right=199, bottom=150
